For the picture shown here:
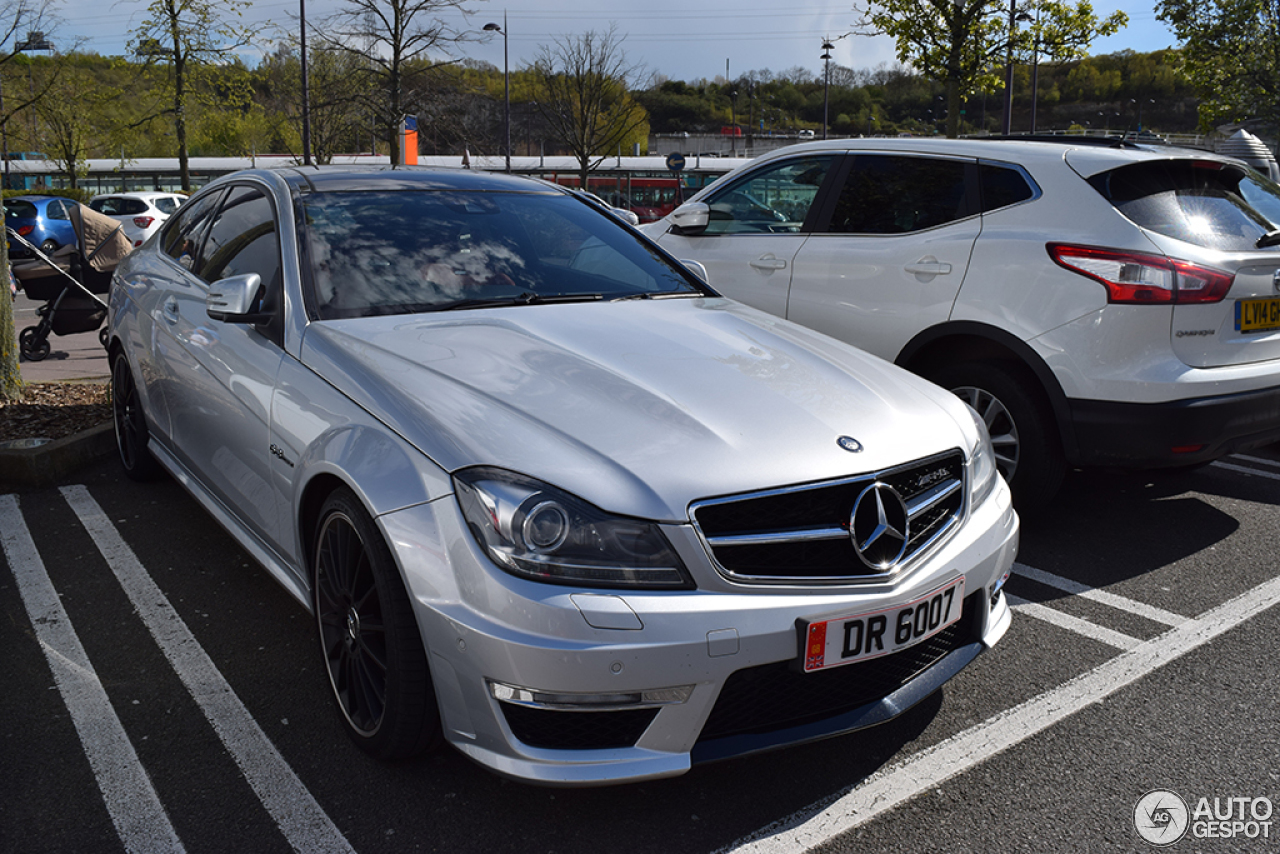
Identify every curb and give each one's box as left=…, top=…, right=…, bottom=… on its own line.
left=0, top=421, right=115, bottom=488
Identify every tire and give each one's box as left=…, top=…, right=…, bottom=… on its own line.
left=18, top=327, right=50, bottom=361
left=313, top=488, right=440, bottom=760
left=929, top=361, right=1066, bottom=512
left=111, top=351, right=163, bottom=481
left=40, top=239, right=57, bottom=253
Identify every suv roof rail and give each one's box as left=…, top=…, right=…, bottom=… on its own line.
left=973, top=134, right=1155, bottom=149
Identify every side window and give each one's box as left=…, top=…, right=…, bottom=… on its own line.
left=196, top=186, right=280, bottom=286
left=47, top=200, right=69, bottom=220
left=827, top=155, right=971, bottom=234
left=155, top=198, right=179, bottom=216
left=979, top=162, right=1036, bottom=212
left=162, top=190, right=225, bottom=270
left=702, top=156, right=835, bottom=235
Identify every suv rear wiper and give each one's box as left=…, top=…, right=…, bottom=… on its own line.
left=1256, top=229, right=1280, bottom=249
left=433, top=292, right=603, bottom=311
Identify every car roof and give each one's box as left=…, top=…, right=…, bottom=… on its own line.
left=268, top=165, right=566, bottom=196
left=90, top=191, right=186, bottom=200
left=745, top=136, right=1239, bottom=175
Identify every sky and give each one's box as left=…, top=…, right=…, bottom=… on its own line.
left=49, top=0, right=1181, bottom=84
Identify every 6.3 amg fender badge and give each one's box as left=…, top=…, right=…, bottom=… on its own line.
left=837, top=436, right=864, bottom=453
left=850, top=482, right=909, bottom=570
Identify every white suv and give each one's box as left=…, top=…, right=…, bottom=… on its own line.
left=643, top=138, right=1280, bottom=509
left=89, top=191, right=186, bottom=247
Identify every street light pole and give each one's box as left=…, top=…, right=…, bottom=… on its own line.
left=484, top=14, right=510, bottom=172
left=300, top=0, right=312, bottom=165
left=821, top=40, right=834, bottom=140
left=1002, top=0, right=1018, bottom=134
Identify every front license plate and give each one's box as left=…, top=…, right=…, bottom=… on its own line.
left=801, top=577, right=965, bottom=673
left=1235, top=297, right=1280, bottom=334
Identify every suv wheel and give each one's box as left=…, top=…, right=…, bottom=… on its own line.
left=930, top=362, right=1065, bottom=511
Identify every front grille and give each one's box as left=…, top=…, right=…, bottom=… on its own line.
left=499, top=703, right=659, bottom=750
left=691, top=450, right=966, bottom=583
left=696, top=593, right=979, bottom=744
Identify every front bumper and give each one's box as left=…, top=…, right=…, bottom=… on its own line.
left=379, top=478, right=1019, bottom=786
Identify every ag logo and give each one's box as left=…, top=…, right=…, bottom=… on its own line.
left=1134, top=790, right=1189, bottom=846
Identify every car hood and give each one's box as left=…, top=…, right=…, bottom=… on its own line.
left=300, top=298, right=969, bottom=521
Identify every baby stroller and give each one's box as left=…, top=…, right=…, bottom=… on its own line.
left=8, top=202, right=133, bottom=361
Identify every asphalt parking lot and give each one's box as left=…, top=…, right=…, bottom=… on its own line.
left=3, top=437, right=1279, bottom=852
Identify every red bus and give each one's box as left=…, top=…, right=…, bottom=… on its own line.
left=549, top=175, right=682, bottom=223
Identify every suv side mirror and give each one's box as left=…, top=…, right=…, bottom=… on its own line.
left=207, top=273, right=269, bottom=323
left=670, top=202, right=710, bottom=236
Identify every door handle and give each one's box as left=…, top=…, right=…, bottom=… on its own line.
left=904, top=256, right=953, bottom=276
left=750, top=255, right=787, bottom=272
left=163, top=297, right=180, bottom=322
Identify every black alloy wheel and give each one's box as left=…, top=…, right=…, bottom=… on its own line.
left=313, top=488, right=440, bottom=760
left=111, top=351, right=162, bottom=481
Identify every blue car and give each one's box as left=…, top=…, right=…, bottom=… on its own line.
left=4, top=195, right=79, bottom=257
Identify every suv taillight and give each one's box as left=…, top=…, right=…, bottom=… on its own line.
left=1047, top=244, right=1233, bottom=305
left=132, top=216, right=155, bottom=229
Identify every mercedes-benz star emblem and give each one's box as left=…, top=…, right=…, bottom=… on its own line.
left=837, top=436, right=864, bottom=453
left=850, top=482, right=909, bottom=570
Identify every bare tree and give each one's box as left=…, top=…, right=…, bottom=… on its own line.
left=530, top=26, right=649, bottom=187
left=321, top=0, right=478, bottom=165
left=130, top=0, right=252, bottom=190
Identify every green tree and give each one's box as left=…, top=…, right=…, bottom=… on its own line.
left=129, top=0, right=252, bottom=190
left=1157, top=0, right=1280, bottom=134
left=530, top=27, right=651, bottom=186
left=855, top=0, right=1126, bottom=137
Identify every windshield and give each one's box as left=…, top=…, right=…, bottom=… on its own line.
left=302, top=189, right=707, bottom=319
left=1091, top=160, right=1280, bottom=252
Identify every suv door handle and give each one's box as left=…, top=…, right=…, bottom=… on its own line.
left=904, top=257, right=953, bottom=276
left=750, top=255, right=787, bottom=271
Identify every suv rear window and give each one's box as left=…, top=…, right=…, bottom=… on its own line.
left=1090, top=161, right=1280, bottom=252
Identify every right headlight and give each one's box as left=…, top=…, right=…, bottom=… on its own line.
left=965, top=404, right=999, bottom=508
left=454, top=467, right=693, bottom=589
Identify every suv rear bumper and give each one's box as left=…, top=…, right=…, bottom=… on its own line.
left=1068, top=383, right=1280, bottom=467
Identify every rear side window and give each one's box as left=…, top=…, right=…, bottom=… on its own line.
left=46, top=200, right=70, bottom=220
left=979, top=163, right=1037, bottom=212
left=827, top=155, right=972, bottom=234
left=154, top=197, right=180, bottom=215
left=1090, top=161, right=1280, bottom=251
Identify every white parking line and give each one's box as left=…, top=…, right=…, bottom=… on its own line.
left=60, top=486, right=356, bottom=854
left=1230, top=453, right=1280, bottom=470
left=721, top=573, right=1280, bottom=854
left=0, top=495, right=186, bottom=854
left=1006, top=595, right=1141, bottom=650
left=1212, top=461, right=1280, bottom=481
left=1014, top=563, right=1187, bottom=627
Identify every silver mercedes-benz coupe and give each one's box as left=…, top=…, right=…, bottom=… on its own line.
left=107, top=166, right=1019, bottom=785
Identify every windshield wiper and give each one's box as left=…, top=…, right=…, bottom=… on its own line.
left=611, top=291, right=702, bottom=302
left=1256, top=229, right=1280, bottom=249
left=432, top=292, right=603, bottom=311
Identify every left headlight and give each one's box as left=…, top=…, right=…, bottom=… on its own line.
left=965, top=404, right=999, bottom=508
left=454, top=467, right=693, bottom=589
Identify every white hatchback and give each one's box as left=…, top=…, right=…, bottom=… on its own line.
left=89, top=191, right=186, bottom=247
left=644, top=137, right=1280, bottom=509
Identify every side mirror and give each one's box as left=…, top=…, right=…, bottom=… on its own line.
left=207, top=273, right=267, bottom=323
left=669, top=202, right=710, bottom=236
left=680, top=260, right=709, bottom=283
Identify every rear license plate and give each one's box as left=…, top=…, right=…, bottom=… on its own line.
left=1235, top=297, right=1280, bottom=334
left=801, top=577, right=965, bottom=673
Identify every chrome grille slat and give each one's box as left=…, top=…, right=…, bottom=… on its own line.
left=690, top=450, right=966, bottom=584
